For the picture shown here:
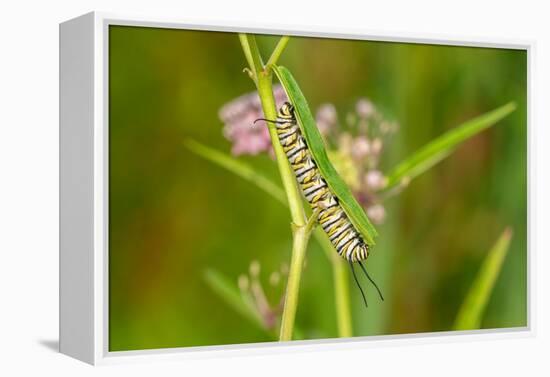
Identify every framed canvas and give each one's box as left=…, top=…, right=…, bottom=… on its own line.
left=59, top=11, right=532, bottom=365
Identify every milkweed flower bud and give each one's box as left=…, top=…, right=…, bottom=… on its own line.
left=356, top=98, right=375, bottom=119
left=269, top=271, right=280, bottom=286
left=338, top=132, right=354, bottom=155
left=329, top=149, right=361, bottom=190
left=238, top=274, right=249, bottom=292
left=367, top=204, right=386, bottom=224
left=371, top=137, right=383, bottom=155
left=351, top=135, right=371, bottom=161
left=365, top=170, right=386, bottom=191
left=250, top=260, right=261, bottom=278
left=316, top=103, right=338, bottom=135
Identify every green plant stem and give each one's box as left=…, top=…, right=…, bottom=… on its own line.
left=332, top=257, right=353, bottom=337
left=238, top=34, right=263, bottom=82
left=279, top=213, right=317, bottom=341
left=316, top=228, right=353, bottom=337
left=240, top=34, right=305, bottom=227
left=266, top=36, right=290, bottom=68
left=239, top=34, right=309, bottom=341
left=256, top=75, right=306, bottom=227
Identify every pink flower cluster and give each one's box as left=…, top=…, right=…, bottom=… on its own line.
left=219, top=85, right=288, bottom=156
left=315, top=98, right=398, bottom=224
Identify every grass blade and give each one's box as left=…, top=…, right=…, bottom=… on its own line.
left=453, top=227, right=513, bottom=330
left=384, top=102, right=516, bottom=189
left=184, top=139, right=286, bottom=204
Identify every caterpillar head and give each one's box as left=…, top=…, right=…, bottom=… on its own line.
left=280, top=102, right=294, bottom=117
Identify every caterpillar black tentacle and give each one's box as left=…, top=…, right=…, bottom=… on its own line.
left=358, top=260, right=384, bottom=301
left=350, top=261, right=368, bottom=308
left=256, top=101, right=383, bottom=308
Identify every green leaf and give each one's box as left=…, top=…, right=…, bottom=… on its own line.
left=184, top=139, right=286, bottom=204
left=384, top=102, right=517, bottom=189
left=203, top=269, right=265, bottom=331
left=453, top=228, right=513, bottom=330
left=272, top=65, right=378, bottom=245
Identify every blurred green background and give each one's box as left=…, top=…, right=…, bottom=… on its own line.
left=108, top=26, right=527, bottom=351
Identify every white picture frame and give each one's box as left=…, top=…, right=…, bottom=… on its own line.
left=59, top=11, right=534, bottom=365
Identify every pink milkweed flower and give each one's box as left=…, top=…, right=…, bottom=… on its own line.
left=219, top=85, right=288, bottom=156
left=351, top=135, right=371, bottom=161
left=316, top=103, right=338, bottom=135
left=364, top=170, right=386, bottom=191
left=356, top=98, right=375, bottom=119
left=366, top=204, right=386, bottom=224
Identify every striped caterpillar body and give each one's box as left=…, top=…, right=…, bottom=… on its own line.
left=255, top=101, right=383, bottom=307
left=274, top=103, right=370, bottom=263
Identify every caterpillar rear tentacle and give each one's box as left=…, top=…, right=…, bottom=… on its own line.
left=254, top=101, right=383, bottom=308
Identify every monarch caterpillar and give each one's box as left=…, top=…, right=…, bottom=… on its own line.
left=255, top=102, right=383, bottom=307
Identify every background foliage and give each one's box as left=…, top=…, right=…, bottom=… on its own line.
left=108, top=26, right=527, bottom=351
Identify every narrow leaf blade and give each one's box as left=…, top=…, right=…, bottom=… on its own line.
left=454, top=228, right=513, bottom=330
left=385, top=102, right=516, bottom=189
left=184, top=139, right=286, bottom=204
left=273, top=65, right=378, bottom=245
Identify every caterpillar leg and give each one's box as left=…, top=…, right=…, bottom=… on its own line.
left=304, top=207, right=321, bottom=232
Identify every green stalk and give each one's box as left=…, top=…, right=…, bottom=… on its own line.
left=256, top=75, right=306, bottom=227
left=332, top=257, right=353, bottom=337
left=279, top=218, right=316, bottom=340
left=239, top=34, right=310, bottom=341
left=266, top=36, right=290, bottom=68
left=239, top=34, right=305, bottom=228
left=316, top=228, right=353, bottom=337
